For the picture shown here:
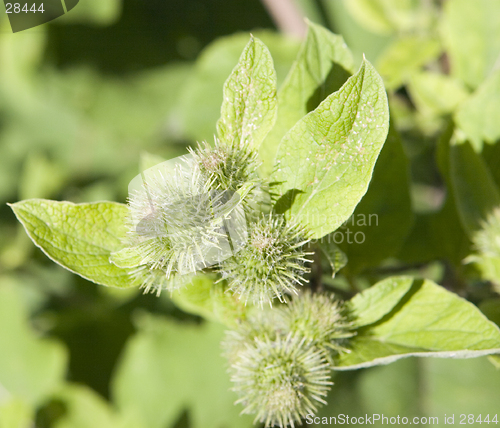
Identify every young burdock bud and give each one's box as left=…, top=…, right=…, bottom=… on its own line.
left=281, top=291, right=354, bottom=357
left=219, top=215, right=313, bottom=307
left=113, top=155, right=247, bottom=295
left=229, top=334, right=332, bottom=428
left=191, top=139, right=259, bottom=192
left=222, top=309, right=286, bottom=365
left=191, top=139, right=269, bottom=217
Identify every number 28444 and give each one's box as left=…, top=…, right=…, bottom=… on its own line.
left=5, top=3, right=45, bottom=13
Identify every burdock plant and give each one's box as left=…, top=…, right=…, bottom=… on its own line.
left=11, top=20, right=500, bottom=428
left=220, top=215, right=313, bottom=307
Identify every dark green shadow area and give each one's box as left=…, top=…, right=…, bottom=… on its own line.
left=46, top=0, right=275, bottom=74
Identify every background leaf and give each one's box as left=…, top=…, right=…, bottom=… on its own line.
left=342, top=0, right=432, bottom=35
left=170, top=275, right=247, bottom=326
left=0, top=277, right=67, bottom=406
left=440, top=0, right=500, bottom=89
left=51, top=384, right=145, bottom=428
left=112, top=315, right=254, bottom=428
left=376, top=36, right=441, bottom=90
left=450, top=140, right=500, bottom=235
left=408, top=71, right=469, bottom=117
left=455, top=70, right=500, bottom=148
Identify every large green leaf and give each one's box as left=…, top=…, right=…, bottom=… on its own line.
left=455, top=70, right=500, bottom=149
left=0, top=278, right=67, bottom=406
left=112, top=315, right=253, bottom=428
left=450, top=140, right=500, bottom=236
left=440, top=0, right=500, bottom=89
left=272, top=59, right=389, bottom=238
left=348, top=276, right=414, bottom=328
left=336, top=277, right=500, bottom=369
left=260, top=20, right=354, bottom=175
left=10, top=200, right=138, bottom=288
left=216, top=36, right=277, bottom=150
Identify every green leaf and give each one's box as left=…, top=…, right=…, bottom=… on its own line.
left=0, top=398, right=33, bottom=428
left=272, top=59, right=389, bottom=239
left=139, top=151, right=166, bottom=172
left=112, top=315, right=254, bottom=428
left=52, top=384, right=145, bottom=428
left=336, top=277, right=500, bottom=369
left=0, top=278, right=67, bottom=406
left=10, top=199, right=139, bottom=288
left=216, top=36, right=277, bottom=150
left=348, top=276, right=414, bottom=328
left=440, top=0, right=500, bottom=89
left=408, top=71, right=469, bottom=117
left=260, top=21, right=354, bottom=175
left=455, top=70, right=500, bottom=148
left=377, top=36, right=441, bottom=90
left=19, top=153, right=66, bottom=200
left=450, top=140, right=500, bottom=235
left=169, top=275, right=247, bottom=326
left=322, top=0, right=394, bottom=64
left=336, top=124, right=413, bottom=273
left=318, top=241, right=348, bottom=278
left=177, top=31, right=300, bottom=144
left=342, top=0, right=433, bottom=35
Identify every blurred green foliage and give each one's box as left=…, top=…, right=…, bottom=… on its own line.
left=1, top=0, right=500, bottom=427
